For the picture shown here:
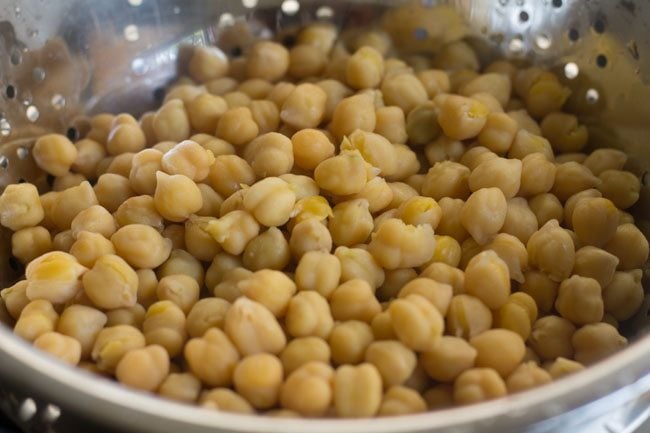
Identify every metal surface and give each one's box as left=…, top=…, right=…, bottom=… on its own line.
left=0, top=0, right=649, bottom=432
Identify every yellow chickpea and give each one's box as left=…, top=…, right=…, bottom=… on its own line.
left=247, top=41, right=289, bottom=82
left=436, top=94, right=489, bottom=141
left=91, top=325, right=145, bottom=372
left=583, top=149, right=627, bottom=176
left=215, top=107, right=259, bottom=147
left=188, top=46, right=229, bottom=82
left=389, top=294, right=444, bottom=352
left=11, top=227, right=52, bottom=264
left=464, top=250, right=511, bottom=309
left=280, top=337, right=331, bottom=375
left=527, top=219, right=575, bottom=282
left=82, top=254, right=138, bottom=309
left=33, top=331, right=82, bottom=365
left=469, top=157, right=522, bottom=199
left=280, top=83, right=327, bottom=130
left=24, top=251, right=87, bottom=304
left=381, top=73, right=428, bottom=114
left=374, top=106, right=408, bottom=144
left=280, top=361, right=334, bottom=417
left=32, top=134, right=78, bottom=176
left=1, top=280, right=30, bottom=320
left=0, top=183, right=44, bottom=231
left=446, top=294, right=492, bottom=339
left=184, top=327, right=239, bottom=387
left=111, top=224, right=172, bottom=269
left=330, top=93, right=377, bottom=141
left=334, top=363, right=383, bottom=418
left=422, top=161, right=471, bottom=201
left=508, top=129, right=554, bottom=161
left=572, top=322, right=627, bottom=365
left=453, top=368, right=507, bottom=405
left=72, top=138, right=106, bottom=178
left=93, top=174, right=133, bottom=214
left=152, top=99, right=190, bottom=142
left=14, top=299, right=59, bottom=342
left=244, top=132, right=294, bottom=178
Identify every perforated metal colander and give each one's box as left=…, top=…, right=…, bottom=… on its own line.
left=0, top=1, right=649, bottom=432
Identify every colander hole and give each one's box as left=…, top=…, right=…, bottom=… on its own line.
left=17, top=178, right=26, bottom=184
left=10, top=49, right=22, bottom=66
left=596, top=54, right=608, bottom=68
left=230, top=46, right=243, bottom=57
left=242, top=0, right=258, bottom=8
left=568, top=28, right=579, bottom=41
left=0, top=156, right=8, bottom=170
left=282, top=35, right=297, bottom=48
left=594, top=19, right=606, bottom=34
left=16, top=147, right=28, bottom=160
left=281, top=0, right=300, bottom=16
left=8, top=257, right=21, bottom=272
left=5, top=85, right=15, bottom=99
left=128, top=0, right=143, bottom=6
left=519, top=11, right=529, bottom=23
left=414, top=28, right=428, bottom=41
left=46, top=174, right=55, bottom=187
left=25, top=105, right=39, bottom=122
left=124, top=25, right=140, bottom=42
left=153, top=87, right=165, bottom=103
left=552, top=0, right=562, bottom=8
left=316, top=6, right=334, bottom=19
left=564, top=62, right=579, bottom=79
left=66, top=127, right=79, bottom=141
left=32, top=68, right=46, bottom=82
left=586, top=88, right=599, bottom=104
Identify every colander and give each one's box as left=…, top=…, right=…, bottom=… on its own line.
left=0, top=0, right=649, bottom=432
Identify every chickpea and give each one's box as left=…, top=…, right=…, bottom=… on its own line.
left=419, top=262, right=465, bottom=296
left=0, top=184, right=43, bottom=231
left=188, top=46, right=228, bottom=82
left=236, top=270, right=295, bottom=318
left=368, top=218, right=435, bottom=269
left=280, top=337, right=331, bottom=375
left=386, top=144, right=421, bottom=182
left=527, top=219, right=575, bottom=282
left=420, top=336, right=477, bottom=383
left=555, top=275, right=603, bottom=326
left=294, top=251, right=341, bottom=299
left=469, top=158, right=522, bottom=199
left=508, top=129, right=554, bottom=161
left=106, top=123, right=146, bottom=156
left=459, top=188, right=507, bottom=245
left=208, top=155, right=255, bottom=198
left=233, top=353, right=283, bottom=409
left=386, top=182, right=419, bottom=210
left=477, top=112, right=518, bottom=154
left=184, top=327, right=239, bottom=387
left=242, top=177, right=295, bottom=228
left=91, top=325, right=145, bottom=372
left=115, top=344, right=169, bottom=392
left=51, top=173, right=86, bottom=192
left=506, top=361, right=552, bottom=393
left=33, top=331, right=82, bottom=365
left=422, top=164, right=471, bottom=206
left=546, top=357, right=586, bottom=379
left=159, top=372, right=202, bottom=403
left=1, top=280, right=30, bottom=320
left=111, top=224, right=172, bottom=269
left=550, top=162, right=600, bottom=203
left=605, top=223, right=650, bottom=270
left=152, top=99, right=190, bottom=142
left=375, top=106, right=408, bottom=144
left=436, top=94, right=489, bottom=141
left=23, top=251, right=86, bottom=304
left=199, top=211, right=259, bottom=256
left=289, top=218, right=333, bottom=260
left=82, top=254, right=137, bottom=309
left=583, top=149, right=627, bottom=176
left=598, top=169, right=641, bottom=210
left=529, top=315, right=576, bottom=361
left=404, top=102, right=440, bottom=146
left=69, top=231, right=115, bottom=268
left=514, top=155, right=556, bottom=200
left=460, top=146, right=498, bottom=171
left=241, top=227, right=290, bottom=271
left=11, top=227, right=52, bottom=264
left=106, top=152, right=135, bottom=178
left=113, top=196, right=164, bottom=231
left=346, top=177, right=393, bottom=214
left=247, top=41, right=289, bottom=82
left=416, top=69, right=450, bottom=99
left=342, top=130, right=399, bottom=177
left=528, top=193, right=564, bottom=227
left=446, top=295, right=492, bottom=339
left=336, top=246, right=385, bottom=290
left=329, top=320, right=374, bottom=365
left=86, top=113, right=114, bottom=145
left=569, top=197, right=619, bottom=248
left=289, top=129, right=335, bottom=172
left=55, top=304, right=106, bottom=359
left=326, top=199, right=374, bottom=247
left=280, top=361, right=334, bottom=417
left=423, top=385, right=454, bottom=410
left=225, top=297, right=286, bottom=355
left=603, top=270, right=644, bottom=321
left=72, top=139, right=106, bottom=178
left=541, top=112, right=588, bottom=153
left=244, top=132, right=294, bottom=178
left=572, top=322, right=627, bottom=365
left=453, top=368, right=507, bottom=405
left=334, top=363, right=383, bottom=418
left=39, top=191, right=60, bottom=230
left=158, top=249, right=205, bottom=288
left=381, top=73, right=428, bottom=114
left=330, top=93, right=377, bottom=141
left=32, top=134, right=78, bottom=176
left=200, top=388, right=254, bottom=414
left=425, top=136, right=467, bottom=167
left=52, top=230, right=75, bottom=253
left=68, top=205, right=116, bottom=240
left=462, top=249, right=511, bottom=308
left=13, top=299, right=59, bottom=342
left=216, top=107, right=259, bottom=147
left=152, top=172, right=203, bottom=222
left=94, top=174, right=133, bottom=214
left=287, top=44, right=326, bottom=79
left=328, top=279, right=380, bottom=324
left=280, top=83, right=327, bottom=130
left=105, top=304, right=146, bottom=328
left=389, top=294, right=443, bottom=352
left=571, top=246, right=618, bottom=290
left=378, top=386, right=427, bottom=416
left=370, top=311, right=397, bottom=340
left=397, top=278, right=452, bottom=316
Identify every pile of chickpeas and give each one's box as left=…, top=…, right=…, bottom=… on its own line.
left=0, top=3, right=648, bottom=418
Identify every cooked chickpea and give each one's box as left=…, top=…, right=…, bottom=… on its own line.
left=378, top=386, right=427, bottom=416
left=11, top=227, right=52, bottom=264
left=233, top=353, right=283, bottom=409
left=23, top=251, right=87, bottom=305
left=225, top=297, right=286, bottom=355
left=605, top=223, right=649, bottom=270
left=374, top=106, right=408, bottom=144
left=153, top=172, right=203, bottom=222
left=603, top=270, right=644, bottom=321
left=389, top=294, right=443, bottom=352
left=0, top=183, right=44, bottom=231
left=14, top=299, right=60, bottom=342
left=244, top=132, right=294, bottom=178
left=81, top=254, right=137, bottom=309
left=32, top=134, right=78, bottom=176
left=423, top=385, right=454, bottom=410
left=368, top=218, right=435, bottom=269
left=571, top=197, right=619, bottom=247
left=528, top=315, right=576, bottom=361
left=242, top=177, right=296, bottom=227
left=113, top=195, right=164, bottom=231
left=540, top=112, right=588, bottom=153
left=294, top=251, right=341, bottom=298
left=242, top=227, right=290, bottom=271
left=336, top=246, right=385, bottom=290
left=329, top=320, right=374, bottom=365
left=208, top=155, right=255, bottom=198
left=91, top=325, right=145, bottom=372
left=460, top=146, right=498, bottom=171
left=33, top=331, right=82, bottom=365
left=572, top=322, right=627, bottom=365
left=52, top=230, right=76, bottom=253
left=280, top=361, right=334, bottom=416
left=334, top=363, right=383, bottom=418
left=453, top=368, right=507, bottom=405
left=397, top=278, right=452, bottom=316
left=72, top=138, right=106, bottom=178
left=381, top=73, right=428, bottom=114
left=446, top=294, right=492, bottom=339
left=111, top=224, right=172, bottom=269
left=597, top=169, right=641, bottom=210
left=184, top=327, right=239, bottom=387
left=94, top=174, right=134, bottom=214
left=69, top=231, right=115, bottom=268
left=508, top=129, right=554, bottom=161
left=342, top=130, right=399, bottom=177
left=280, top=83, right=327, bottom=130
left=463, top=250, right=511, bottom=308
left=420, top=336, right=477, bottom=383
left=518, top=153, right=557, bottom=198
left=572, top=246, right=618, bottom=290
left=386, top=144, right=421, bottom=182
left=545, top=357, right=585, bottom=379
left=330, top=94, right=377, bottom=141
left=200, top=388, right=254, bottom=414
left=289, top=218, right=333, bottom=260
left=476, top=112, right=518, bottom=154
left=51, top=174, right=87, bottom=191
left=215, top=107, right=259, bottom=147
left=550, top=162, right=600, bottom=203
left=247, top=41, right=289, bottom=82
left=460, top=188, right=507, bottom=245
left=506, top=361, right=552, bottom=393
left=152, top=99, right=190, bottom=142
left=1, top=281, right=30, bottom=320
left=280, top=337, right=331, bottom=376
left=436, top=94, right=489, bottom=141
left=158, top=372, right=202, bottom=403
left=469, top=157, right=521, bottom=199
left=583, top=149, right=627, bottom=176
left=115, top=344, right=169, bottom=391
left=528, top=193, right=564, bottom=227
left=527, top=219, right=575, bottom=282
left=370, top=311, right=397, bottom=341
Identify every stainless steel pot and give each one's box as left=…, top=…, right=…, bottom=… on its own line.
left=0, top=1, right=649, bottom=432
